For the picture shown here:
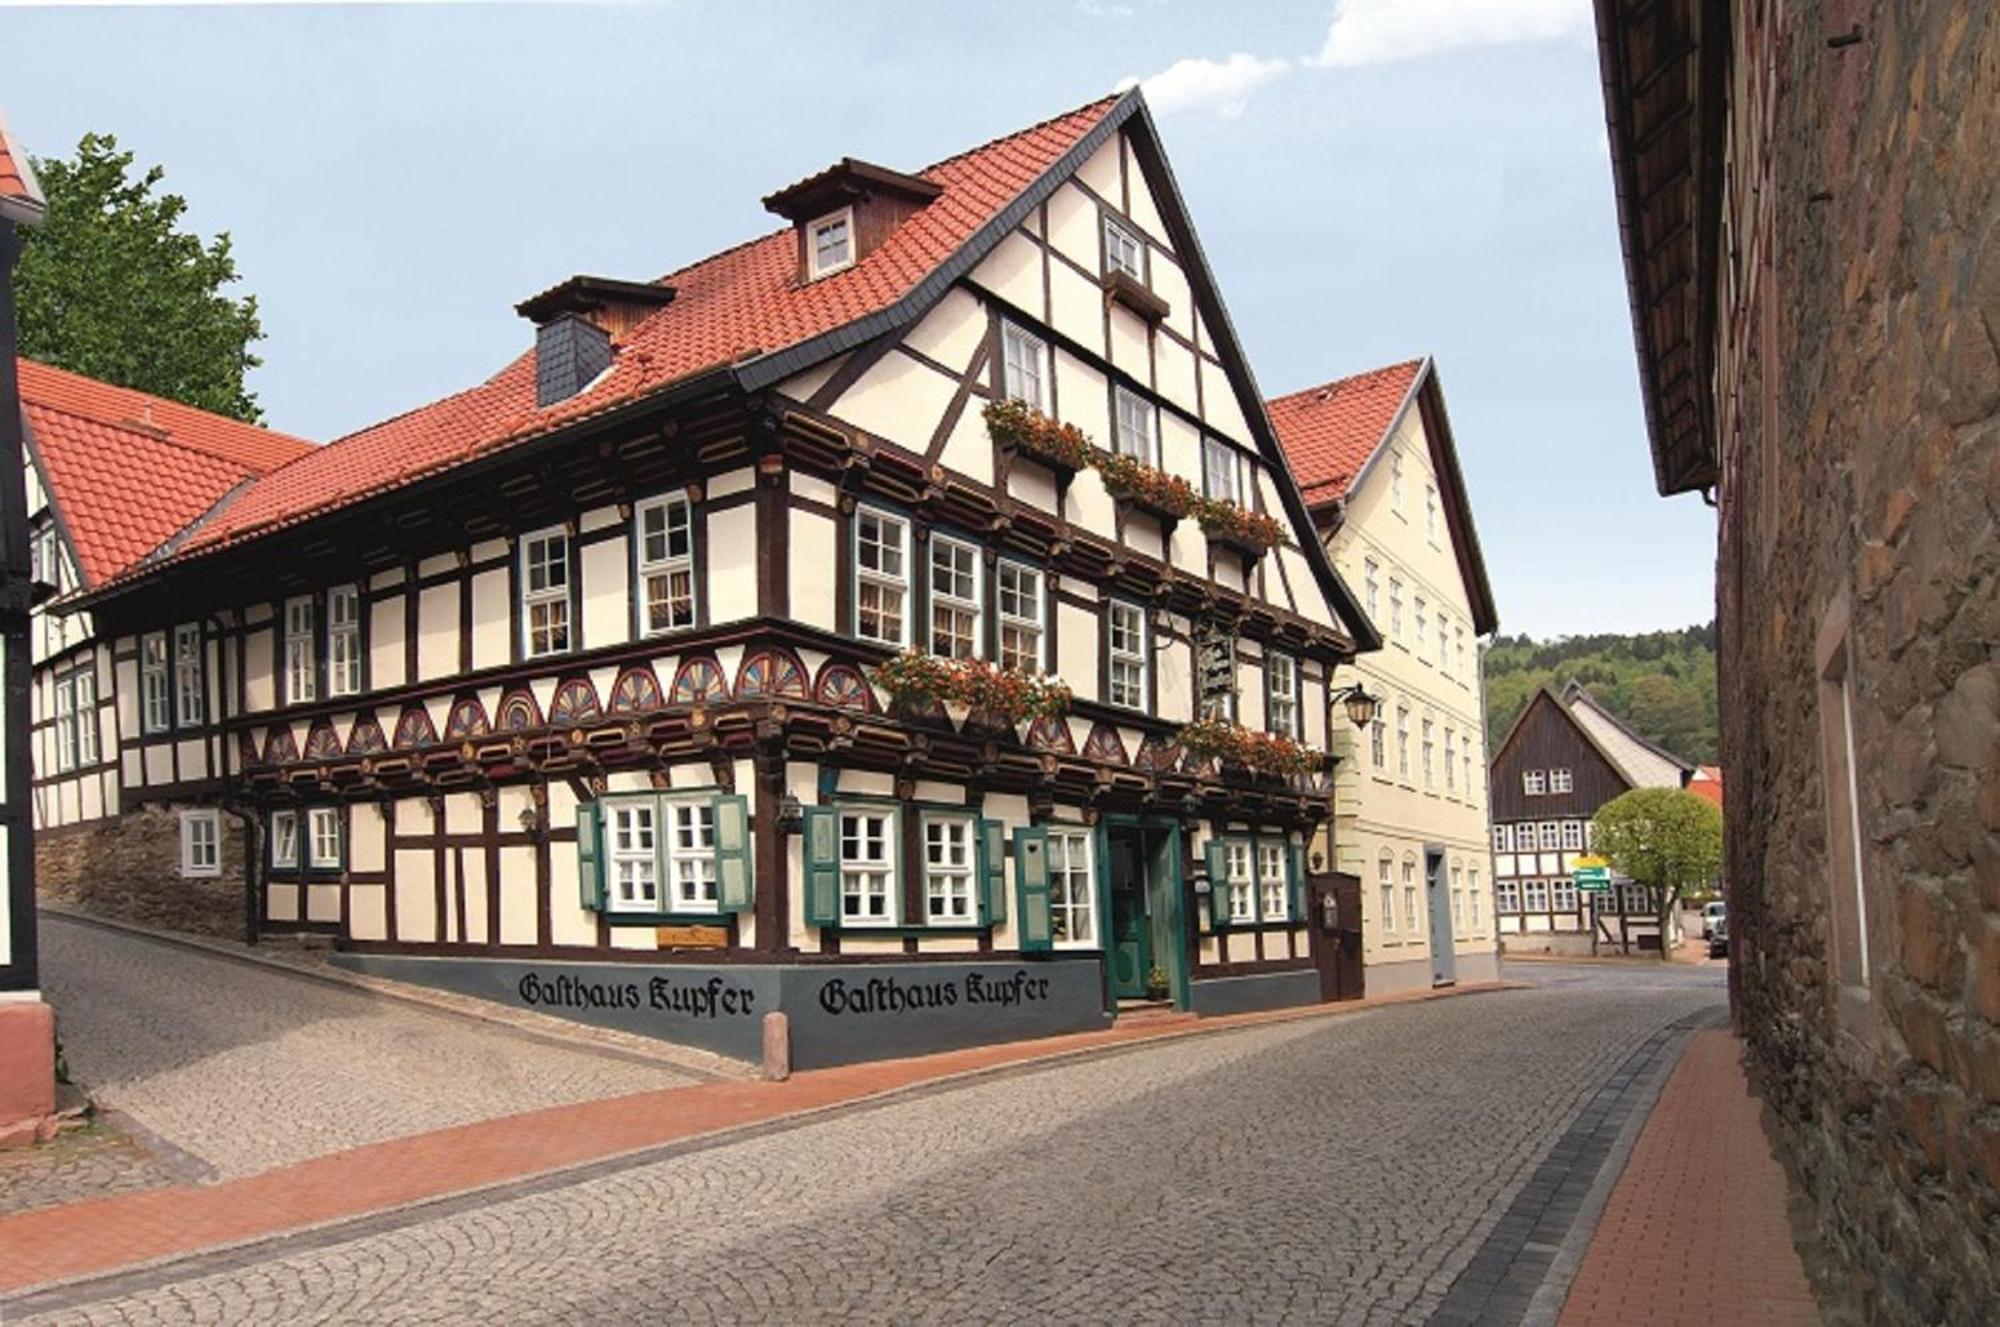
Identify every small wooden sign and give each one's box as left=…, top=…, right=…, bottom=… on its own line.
left=656, top=924, right=729, bottom=950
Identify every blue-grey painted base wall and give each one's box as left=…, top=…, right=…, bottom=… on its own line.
left=334, top=953, right=1113, bottom=1070
left=1187, top=968, right=1320, bottom=1017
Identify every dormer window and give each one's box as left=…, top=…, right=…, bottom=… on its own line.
left=1103, top=217, right=1143, bottom=280
left=808, top=208, right=855, bottom=279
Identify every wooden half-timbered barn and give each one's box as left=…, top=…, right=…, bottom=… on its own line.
left=1488, top=681, right=1694, bottom=956
left=44, top=91, right=1378, bottom=1069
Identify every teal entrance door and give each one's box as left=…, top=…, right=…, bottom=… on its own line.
left=1106, top=831, right=1152, bottom=999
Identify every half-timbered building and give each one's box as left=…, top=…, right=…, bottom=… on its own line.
left=39, top=91, right=1377, bottom=1069
left=1268, top=358, right=1500, bottom=995
left=1488, top=681, right=1693, bottom=955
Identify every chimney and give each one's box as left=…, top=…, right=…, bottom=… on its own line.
left=762, top=158, right=942, bottom=284
left=515, top=276, right=678, bottom=408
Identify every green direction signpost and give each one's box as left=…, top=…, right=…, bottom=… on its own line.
left=1572, top=855, right=1613, bottom=892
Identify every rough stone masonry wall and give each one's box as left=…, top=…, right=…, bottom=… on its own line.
left=1723, top=5, right=1999, bottom=1324
left=37, top=805, right=249, bottom=942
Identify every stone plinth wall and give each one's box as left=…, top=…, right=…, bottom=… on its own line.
left=1719, top=5, right=1999, bottom=1323
left=36, top=806, right=247, bottom=942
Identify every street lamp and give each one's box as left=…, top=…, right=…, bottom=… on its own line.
left=1331, top=684, right=1378, bottom=730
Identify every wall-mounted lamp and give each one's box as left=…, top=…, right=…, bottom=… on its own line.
left=777, top=792, right=805, bottom=836
left=1330, top=684, right=1379, bottom=730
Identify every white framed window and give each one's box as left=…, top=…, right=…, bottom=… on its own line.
left=1523, top=769, right=1547, bottom=796
left=1202, top=436, right=1238, bottom=504
left=1377, top=854, right=1395, bottom=932
left=1413, top=596, right=1427, bottom=655
left=309, top=807, right=343, bottom=869
left=1493, top=823, right=1510, bottom=852
left=1561, top=820, right=1585, bottom=851
left=923, top=815, right=977, bottom=924
left=1469, top=870, right=1482, bottom=927
left=1048, top=829, right=1096, bottom=947
left=807, top=207, right=854, bottom=279
left=141, top=630, right=171, bottom=732
left=270, top=810, right=299, bottom=868
left=1495, top=879, right=1520, bottom=913
left=174, top=623, right=205, bottom=724
left=1425, top=483, right=1438, bottom=543
left=1524, top=878, right=1550, bottom=912
left=1369, top=712, right=1387, bottom=769
left=928, top=533, right=983, bottom=660
left=636, top=495, right=697, bottom=635
left=1464, top=751, right=1475, bottom=799
left=1224, top=839, right=1255, bottom=923
left=327, top=587, right=361, bottom=698
left=1444, top=729, right=1457, bottom=792
left=1552, top=878, right=1579, bottom=913
left=53, top=671, right=78, bottom=773
left=667, top=800, right=718, bottom=912
left=1112, top=386, right=1157, bottom=463
left=1421, top=718, right=1435, bottom=789
left=520, top=527, right=571, bottom=659
left=1389, top=579, right=1404, bottom=639
left=1550, top=767, right=1574, bottom=794
left=1391, top=450, right=1405, bottom=512
left=1363, top=558, right=1380, bottom=620
left=1396, top=705, right=1411, bottom=779
left=1456, top=625, right=1468, bottom=679
left=1001, top=323, right=1049, bottom=411
left=1401, top=855, right=1418, bottom=932
left=854, top=507, right=911, bottom=646
left=1438, top=617, right=1452, bottom=671
left=607, top=802, right=660, bottom=912
left=284, top=597, right=317, bottom=704
left=1451, top=865, right=1465, bottom=929
left=1539, top=821, right=1561, bottom=851
left=1103, top=215, right=1143, bottom=279
left=1106, top=600, right=1148, bottom=710
left=74, top=668, right=97, bottom=765
left=1266, top=652, right=1299, bottom=739
left=29, top=523, right=58, bottom=587
left=996, top=562, right=1045, bottom=672
left=179, top=810, right=220, bottom=878
left=839, top=807, right=897, bottom=926
left=1258, top=841, right=1289, bottom=922
left=1621, top=883, right=1652, bottom=914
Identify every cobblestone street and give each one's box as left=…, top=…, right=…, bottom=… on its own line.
left=13, top=962, right=1726, bottom=1325
left=35, top=916, right=694, bottom=1179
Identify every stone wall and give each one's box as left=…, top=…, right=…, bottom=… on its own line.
left=1722, top=5, right=1999, bottom=1323
left=36, top=805, right=249, bottom=942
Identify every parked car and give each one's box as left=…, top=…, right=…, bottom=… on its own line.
left=1701, top=900, right=1727, bottom=938
left=1709, top=915, right=1729, bottom=959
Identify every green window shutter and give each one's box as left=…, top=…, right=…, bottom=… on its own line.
left=803, top=805, right=841, bottom=928
left=712, top=794, right=753, bottom=914
left=1288, top=840, right=1306, bottom=923
left=1205, top=839, right=1228, bottom=931
left=577, top=801, right=603, bottom=911
left=979, top=818, right=1008, bottom=926
left=1013, top=826, right=1052, bottom=953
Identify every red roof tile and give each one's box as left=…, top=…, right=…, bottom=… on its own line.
left=1266, top=359, right=1425, bottom=504
left=0, top=113, right=45, bottom=223
left=18, top=359, right=315, bottom=585
left=1688, top=765, right=1724, bottom=809
left=160, top=95, right=1122, bottom=568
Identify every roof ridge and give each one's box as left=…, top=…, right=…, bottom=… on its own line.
left=17, top=357, right=315, bottom=463
left=21, top=393, right=263, bottom=475
left=1266, top=356, right=1427, bottom=406
left=918, top=91, right=1122, bottom=177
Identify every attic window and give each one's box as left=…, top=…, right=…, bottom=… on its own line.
left=1103, top=217, right=1142, bottom=280
left=809, top=208, right=855, bottom=279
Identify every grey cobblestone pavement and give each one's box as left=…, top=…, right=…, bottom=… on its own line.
left=36, top=915, right=693, bottom=1180
left=14, top=964, right=1725, bottom=1326
left=0, top=1126, right=173, bottom=1217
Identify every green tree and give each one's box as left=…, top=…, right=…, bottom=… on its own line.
left=15, top=133, right=263, bottom=421
left=1624, top=674, right=1705, bottom=759
left=1591, top=788, right=1724, bottom=960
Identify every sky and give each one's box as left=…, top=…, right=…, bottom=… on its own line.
left=1, top=0, right=1716, bottom=639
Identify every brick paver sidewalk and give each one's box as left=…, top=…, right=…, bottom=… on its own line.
left=1557, top=1028, right=1820, bottom=1325
left=0, top=979, right=1519, bottom=1296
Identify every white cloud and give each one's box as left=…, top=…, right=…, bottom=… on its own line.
left=1312, top=0, right=1593, bottom=68
left=1117, top=52, right=1292, bottom=119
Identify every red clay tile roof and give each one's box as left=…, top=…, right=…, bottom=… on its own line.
left=0, top=114, right=44, bottom=222
left=1266, top=359, right=1424, bottom=504
left=18, top=359, right=315, bottom=585
left=154, top=94, right=1122, bottom=570
left=1687, top=765, right=1724, bottom=809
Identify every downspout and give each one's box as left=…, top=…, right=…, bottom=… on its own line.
left=0, top=214, right=38, bottom=991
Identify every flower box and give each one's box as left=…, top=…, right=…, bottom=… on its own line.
left=983, top=399, right=1095, bottom=477
left=1174, top=716, right=1324, bottom=779
left=870, top=651, right=1072, bottom=727
left=1098, top=452, right=1197, bottom=524
left=1195, top=499, right=1286, bottom=559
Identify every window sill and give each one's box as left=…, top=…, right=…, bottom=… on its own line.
left=818, top=924, right=993, bottom=937
left=599, top=910, right=732, bottom=926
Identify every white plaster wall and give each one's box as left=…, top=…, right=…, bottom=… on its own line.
left=707, top=504, right=757, bottom=624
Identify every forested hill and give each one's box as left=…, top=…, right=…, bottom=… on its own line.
left=1481, top=623, right=1718, bottom=766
